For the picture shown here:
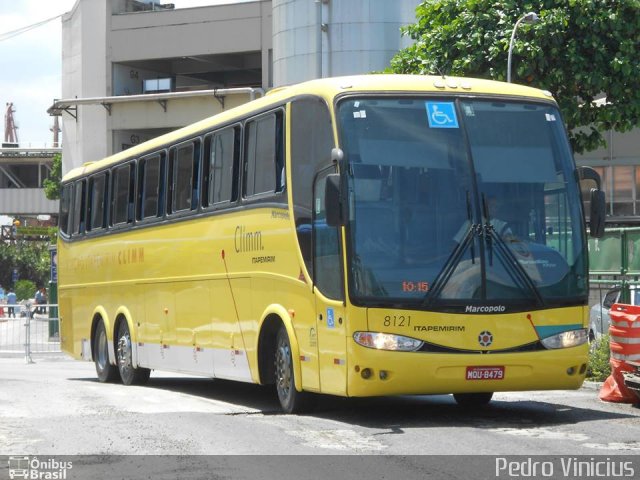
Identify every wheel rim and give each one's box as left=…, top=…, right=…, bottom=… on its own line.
left=96, top=329, right=108, bottom=371
left=275, top=338, right=292, bottom=402
left=117, top=328, right=133, bottom=378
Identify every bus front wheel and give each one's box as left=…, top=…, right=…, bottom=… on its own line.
left=116, top=321, right=150, bottom=386
left=274, top=326, right=314, bottom=414
left=94, top=321, right=120, bottom=383
left=453, top=392, right=494, bottom=407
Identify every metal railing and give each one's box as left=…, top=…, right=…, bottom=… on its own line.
left=0, top=303, right=60, bottom=363
left=588, top=226, right=640, bottom=303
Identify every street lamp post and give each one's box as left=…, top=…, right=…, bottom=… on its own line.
left=507, top=12, right=540, bottom=83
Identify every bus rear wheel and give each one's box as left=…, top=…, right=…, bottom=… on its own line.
left=116, top=321, right=150, bottom=386
left=453, top=392, right=494, bottom=407
left=94, top=321, right=120, bottom=383
left=274, top=326, right=314, bottom=414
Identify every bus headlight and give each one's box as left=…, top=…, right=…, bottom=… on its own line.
left=540, top=329, right=588, bottom=349
left=353, top=332, right=424, bottom=352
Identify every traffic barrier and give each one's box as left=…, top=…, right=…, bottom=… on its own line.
left=599, top=303, right=640, bottom=403
left=0, top=303, right=60, bottom=362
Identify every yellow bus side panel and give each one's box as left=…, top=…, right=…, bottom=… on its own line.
left=58, top=206, right=331, bottom=389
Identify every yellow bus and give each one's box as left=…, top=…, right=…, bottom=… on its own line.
left=58, top=74, right=605, bottom=412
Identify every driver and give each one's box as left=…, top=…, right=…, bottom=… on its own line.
left=453, top=196, right=515, bottom=244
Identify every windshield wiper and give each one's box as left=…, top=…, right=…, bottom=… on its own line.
left=424, top=192, right=478, bottom=306
left=481, top=194, right=494, bottom=266
left=480, top=194, right=544, bottom=306
left=486, top=226, right=545, bottom=307
left=466, top=191, right=476, bottom=265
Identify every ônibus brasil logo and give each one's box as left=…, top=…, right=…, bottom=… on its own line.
left=8, top=456, right=73, bottom=479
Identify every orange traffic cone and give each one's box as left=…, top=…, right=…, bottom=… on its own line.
left=598, top=303, right=640, bottom=403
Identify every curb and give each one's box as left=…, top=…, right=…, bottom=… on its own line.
left=582, top=380, right=603, bottom=391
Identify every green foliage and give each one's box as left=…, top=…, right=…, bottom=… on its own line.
left=0, top=241, right=50, bottom=290
left=43, top=153, right=62, bottom=200
left=389, top=0, right=640, bottom=154
left=15, top=279, right=36, bottom=302
left=587, top=334, right=611, bottom=381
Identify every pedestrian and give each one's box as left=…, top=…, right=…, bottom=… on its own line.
left=43, top=287, right=48, bottom=314
left=36, top=287, right=47, bottom=314
left=7, top=288, right=17, bottom=318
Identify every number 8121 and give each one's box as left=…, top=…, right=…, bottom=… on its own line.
left=383, top=315, right=411, bottom=327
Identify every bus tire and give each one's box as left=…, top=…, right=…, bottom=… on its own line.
left=94, top=320, right=120, bottom=383
left=116, top=320, right=150, bottom=386
left=274, top=325, right=315, bottom=414
left=453, top=392, right=494, bottom=407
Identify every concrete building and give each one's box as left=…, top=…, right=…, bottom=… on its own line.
left=51, top=0, right=421, bottom=174
left=52, top=0, right=273, bottom=174
left=574, top=130, right=640, bottom=224
left=0, top=147, right=60, bottom=216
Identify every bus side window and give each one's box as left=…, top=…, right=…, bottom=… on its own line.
left=275, top=115, right=285, bottom=192
left=244, top=110, right=284, bottom=199
left=169, top=140, right=199, bottom=214
left=204, top=126, right=238, bottom=207
left=72, top=179, right=86, bottom=235
left=112, top=162, right=135, bottom=225
left=88, top=172, right=108, bottom=231
left=314, top=167, right=344, bottom=301
left=290, top=97, right=334, bottom=278
left=59, top=184, right=73, bottom=236
left=137, top=153, right=165, bottom=220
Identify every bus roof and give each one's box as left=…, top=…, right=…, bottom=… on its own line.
left=63, top=74, right=554, bottom=181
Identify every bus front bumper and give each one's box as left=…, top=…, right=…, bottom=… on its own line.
left=345, top=343, right=589, bottom=397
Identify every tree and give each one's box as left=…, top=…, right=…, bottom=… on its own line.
left=43, top=153, right=62, bottom=200
left=15, top=280, right=36, bottom=302
left=389, top=0, right=640, bottom=153
left=0, top=241, right=50, bottom=290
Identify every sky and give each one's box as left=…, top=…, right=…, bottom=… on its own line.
left=0, top=0, right=249, bottom=148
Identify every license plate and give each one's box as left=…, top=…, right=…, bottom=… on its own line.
left=465, top=366, right=505, bottom=380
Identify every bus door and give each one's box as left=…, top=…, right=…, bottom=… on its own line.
left=313, top=168, right=347, bottom=395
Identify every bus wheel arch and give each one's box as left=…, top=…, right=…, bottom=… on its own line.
left=274, top=324, right=315, bottom=413
left=257, top=307, right=302, bottom=389
left=114, top=313, right=150, bottom=386
left=257, top=313, right=282, bottom=386
left=91, top=312, right=120, bottom=383
left=257, top=309, right=315, bottom=413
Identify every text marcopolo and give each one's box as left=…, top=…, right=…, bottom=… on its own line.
left=465, top=305, right=506, bottom=313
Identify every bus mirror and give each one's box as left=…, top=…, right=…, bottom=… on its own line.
left=578, top=166, right=605, bottom=238
left=578, top=166, right=601, bottom=190
left=325, top=174, right=343, bottom=227
left=589, top=189, right=605, bottom=238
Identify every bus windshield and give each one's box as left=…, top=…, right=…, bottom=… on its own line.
left=337, top=97, right=587, bottom=309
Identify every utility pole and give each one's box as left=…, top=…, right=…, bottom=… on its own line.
left=50, top=116, right=60, bottom=148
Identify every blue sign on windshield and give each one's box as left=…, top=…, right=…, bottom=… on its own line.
left=425, top=102, right=459, bottom=128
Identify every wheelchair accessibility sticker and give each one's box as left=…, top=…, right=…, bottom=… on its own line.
left=425, top=102, right=459, bottom=128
